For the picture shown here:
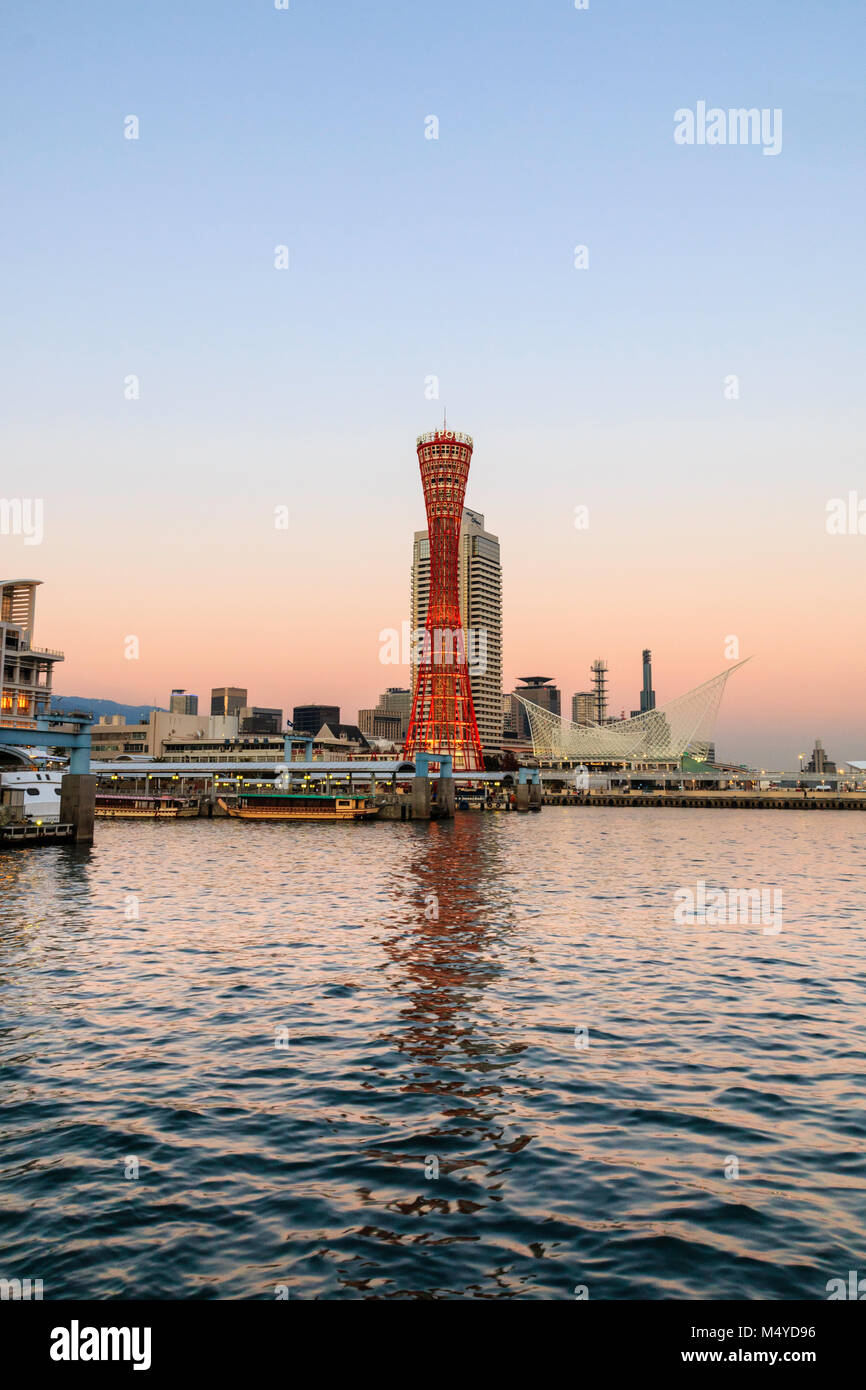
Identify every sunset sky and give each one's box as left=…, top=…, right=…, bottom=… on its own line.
left=2, top=0, right=864, bottom=766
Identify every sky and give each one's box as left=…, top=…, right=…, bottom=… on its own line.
left=1, top=0, right=864, bottom=767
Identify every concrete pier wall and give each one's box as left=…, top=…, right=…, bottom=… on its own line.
left=411, top=776, right=432, bottom=820
left=59, top=774, right=97, bottom=843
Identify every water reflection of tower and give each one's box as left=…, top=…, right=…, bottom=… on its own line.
left=344, top=822, right=531, bottom=1296
left=403, top=428, right=484, bottom=772
left=381, top=818, right=515, bottom=1069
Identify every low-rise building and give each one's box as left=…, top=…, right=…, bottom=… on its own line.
left=316, top=723, right=370, bottom=758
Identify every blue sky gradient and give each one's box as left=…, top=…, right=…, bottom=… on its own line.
left=2, top=1, right=864, bottom=762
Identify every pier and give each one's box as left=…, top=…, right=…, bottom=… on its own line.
left=93, top=758, right=543, bottom=819
left=543, top=790, right=866, bottom=810
left=0, top=712, right=96, bottom=843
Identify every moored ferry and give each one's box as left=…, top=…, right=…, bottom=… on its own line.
left=95, top=793, right=200, bottom=819
left=0, top=767, right=63, bottom=823
left=218, top=790, right=379, bottom=822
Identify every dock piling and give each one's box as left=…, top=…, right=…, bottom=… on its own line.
left=59, top=773, right=97, bottom=844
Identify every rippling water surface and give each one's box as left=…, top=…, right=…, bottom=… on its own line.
left=1, top=809, right=865, bottom=1299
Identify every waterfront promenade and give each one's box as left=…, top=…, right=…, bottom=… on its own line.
left=543, top=789, right=866, bottom=811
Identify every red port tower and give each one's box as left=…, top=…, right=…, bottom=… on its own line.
left=403, top=427, right=485, bottom=772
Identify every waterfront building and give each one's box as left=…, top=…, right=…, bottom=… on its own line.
left=91, top=711, right=211, bottom=759
left=88, top=712, right=367, bottom=764
left=512, top=677, right=560, bottom=740
left=92, top=716, right=149, bottom=757
left=410, top=504, right=502, bottom=756
left=572, top=692, right=595, bottom=726
left=380, top=687, right=412, bottom=733
left=0, top=579, right=63, bottom=728
left=358, top=709, right=404, bottom=742
left=239, top=706, right=282, bottom=734
left=358, top=688, right=412, bottom=743
left=292, top=703, right=339, bottom=736
left=315, top=723, right=370, bottom=757
left=211, top=687, right=246, bottom=717
left=170, top=690, right=199, bottom=715
left=807, top=738, right=837, bottom=774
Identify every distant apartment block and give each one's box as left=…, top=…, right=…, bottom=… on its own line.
left=292, top=704, right=339, bottom=736
left=572, top=691, right=595, bottom=726
left=170, top=689, right=199, bottom=715
left=211, top=687, right=247, bottom=717
left=358, top=687, right=412, bottom=743
left=239, top=706, right=282, bottom=735
left=358, top=709, right=403, bottom=742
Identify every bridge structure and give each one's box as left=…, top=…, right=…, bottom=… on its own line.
left=0, top=712, right=95, bottom=842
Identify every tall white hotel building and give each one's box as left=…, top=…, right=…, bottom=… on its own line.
left=410, top=508, right=503, bottom=754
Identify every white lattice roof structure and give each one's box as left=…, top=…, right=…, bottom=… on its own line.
left=517, top=660, right=749, bottom=762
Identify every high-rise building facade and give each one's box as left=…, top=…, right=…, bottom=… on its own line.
left=357, top=709, right=404, bottom=742
left=410, top=507, right=502, bottom=755
left=211, top=687, right=246, bottom=717
left=514, top=677, right=560, bottom=739
left=358, top=688, right=412, bottom=743
left=170, top=689, right=198, bottom=715
left=572, top=691, right=595, bottom=725
left=0, top=580, right=63, bottom=728
left=292, top=703, right=339, bottom=736
left=380, top=687, right=412, bottom=727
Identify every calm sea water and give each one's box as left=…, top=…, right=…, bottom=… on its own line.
left=1, top=809, right=865, bottom=1300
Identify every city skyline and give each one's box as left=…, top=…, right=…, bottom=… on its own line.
left=15, top=558, right=856, bottom=769
left=3, top=1, right=866, bottom=1328
left=2, top=1, right=863, bottom=766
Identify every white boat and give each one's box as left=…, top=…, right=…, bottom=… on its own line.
left=0, top=767, right=63, bottom=823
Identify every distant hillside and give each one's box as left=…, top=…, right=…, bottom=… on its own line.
left=52, top=696, right=165, bottom=724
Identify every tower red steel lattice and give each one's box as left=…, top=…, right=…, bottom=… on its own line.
left=403, top=427, right=485, bottom=772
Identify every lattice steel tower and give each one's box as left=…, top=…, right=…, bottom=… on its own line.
left=403, top=428, right=484, bottom=772
left=591, top=659, right=608, bottom=725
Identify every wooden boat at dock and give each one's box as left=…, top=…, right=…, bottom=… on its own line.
left=95, top=793, right=200, bottom=819
left=218, top=791, right=379, bottom=822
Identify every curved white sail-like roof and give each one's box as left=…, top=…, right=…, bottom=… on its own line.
left=517, top=659, right=750, bottom=761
